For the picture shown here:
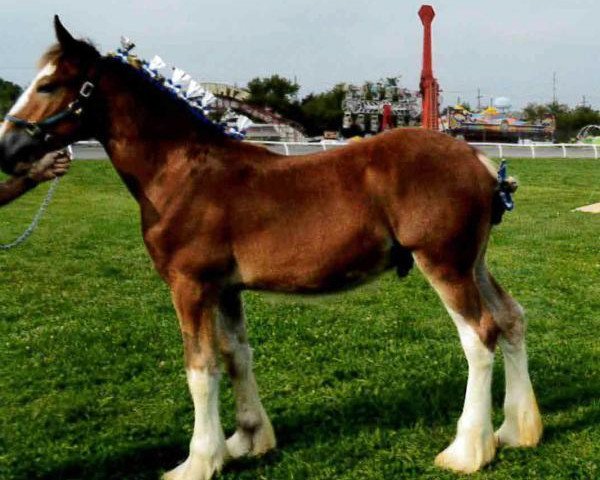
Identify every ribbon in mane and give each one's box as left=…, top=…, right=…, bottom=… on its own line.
left=110, top=36, right=251, bottom=140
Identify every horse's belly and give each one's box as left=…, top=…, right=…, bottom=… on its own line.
left=236, top=231, right=393, bottom=294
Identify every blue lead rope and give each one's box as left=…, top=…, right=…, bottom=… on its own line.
left=497, top=159, right=514, bottom=211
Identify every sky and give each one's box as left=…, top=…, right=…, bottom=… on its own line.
left=0, top=0, right=597, bottom=110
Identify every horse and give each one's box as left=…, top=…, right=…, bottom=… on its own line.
left=0, top=17, right=542, bottom=479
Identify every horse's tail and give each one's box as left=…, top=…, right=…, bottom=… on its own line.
left=491, top=160, right=518, bottom=225
left=473, top=150, right=518, bottom=225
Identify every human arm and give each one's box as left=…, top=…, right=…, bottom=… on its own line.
left=0, top=151, right=71, bottom=207
left=0, top=176, right=38, bottom=206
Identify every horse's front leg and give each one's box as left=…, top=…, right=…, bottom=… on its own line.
left=164, top=273, right=227, bottom=480
left=217, top=289, right=276, bottom=458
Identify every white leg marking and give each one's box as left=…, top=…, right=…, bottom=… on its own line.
left=225, top=343, right=276, bottom=458
left=496, top=337, right=543, bottom=447
left=163, top=369, right=226, bottom=480
left=0, top=62, right=57, bottom=139
left=435, top=308, right=496, bottom=473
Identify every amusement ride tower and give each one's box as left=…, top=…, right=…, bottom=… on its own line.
left=418, top=5, right=440, bottom=130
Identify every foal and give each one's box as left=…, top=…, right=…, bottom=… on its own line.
left=0, top=18, right=542, bottom=479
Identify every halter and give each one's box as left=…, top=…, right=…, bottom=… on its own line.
left=4, top=36, right=252, bottom=144
left=4, top=80, right=95, bottom=143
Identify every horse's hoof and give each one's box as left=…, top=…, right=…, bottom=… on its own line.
left=495, top=402, right=543, bottom=448
left=226, top=419, right=277, bottom=459
left=163, top=450, right=226, bottom=480
left=434, top=429, right=496, bottom=474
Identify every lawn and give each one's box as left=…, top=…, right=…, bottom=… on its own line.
left=0, top=158, right=598, bottom=480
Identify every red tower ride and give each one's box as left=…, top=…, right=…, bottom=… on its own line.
left=418, top=5, right=440, bottom=130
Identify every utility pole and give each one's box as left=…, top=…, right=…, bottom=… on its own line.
left=552, top=72, right=557, bottom=104
left=581, top=95, right=589, bottom=108
left=476, top=88, right=483, bottom=110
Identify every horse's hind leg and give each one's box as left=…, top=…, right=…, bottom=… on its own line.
left=216, top=289, right=276, bottom=458
left=479, top=271, right=543, bottom=447
left=414, top=253, right=497, bottom=473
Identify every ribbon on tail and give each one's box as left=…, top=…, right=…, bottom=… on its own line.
left=497, top=160, right=514, bottom=211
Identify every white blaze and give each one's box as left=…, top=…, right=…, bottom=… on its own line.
left=0, top=62, right=57, bottom=139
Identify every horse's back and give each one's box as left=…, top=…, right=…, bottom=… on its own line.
left=352, top=129, right=498, bottom=250
left=220, top=129, right=496, bottom=292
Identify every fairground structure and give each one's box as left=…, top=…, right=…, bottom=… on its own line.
left=199, top=5, right=441, bottom=141
left=340, top=4, right=439, bottom=137
left=199, top=82, right=306, bottom=142
left=419, top=5, right=440, bottom=131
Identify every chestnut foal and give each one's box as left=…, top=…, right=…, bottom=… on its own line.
left=0, top=18, right=542, bottom=479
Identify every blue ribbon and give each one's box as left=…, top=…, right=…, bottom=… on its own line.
left=497, top=159, right=514, bottom=211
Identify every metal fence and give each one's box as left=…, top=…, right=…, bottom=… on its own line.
left=72, top=140, right=600, bottom=160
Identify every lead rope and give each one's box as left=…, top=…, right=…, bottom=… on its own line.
left=0, top=146, right=72, bottom=251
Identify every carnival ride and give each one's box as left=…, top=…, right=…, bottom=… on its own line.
left=340, top=5, right=439, bottom=137
left=443, top=103, right=556, bottom=143
left=576, top=125, right=600, bottom=144
left=341, top=78, right=420, bottom=136
left=200, top=82, right=306, bottom=141
left=419, top=5, right=439, bottom=131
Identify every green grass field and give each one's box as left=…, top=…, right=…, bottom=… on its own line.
left=0, top=159, right=598, bottom=480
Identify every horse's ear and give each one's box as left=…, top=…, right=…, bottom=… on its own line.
left=54, top=15, right=76, bottom=49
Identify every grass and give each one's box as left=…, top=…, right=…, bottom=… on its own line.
left=0, top=158, right=598, bottom=480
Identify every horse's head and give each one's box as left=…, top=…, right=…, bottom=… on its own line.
left=0, top=16, right=100, bottom=175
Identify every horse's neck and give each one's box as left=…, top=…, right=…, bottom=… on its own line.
left=94, top=66, right=225, bottom=187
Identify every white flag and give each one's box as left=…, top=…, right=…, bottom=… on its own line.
left=149, top=55, right=166, bottom=71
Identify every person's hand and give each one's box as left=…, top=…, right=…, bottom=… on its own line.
left=27, top=150, right=72, bottom=183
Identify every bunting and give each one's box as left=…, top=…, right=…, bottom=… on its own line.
left=110, top=36, right=252, bottom=139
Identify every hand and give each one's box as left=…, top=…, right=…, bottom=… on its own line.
left=27, top=150, right=72, bottom=183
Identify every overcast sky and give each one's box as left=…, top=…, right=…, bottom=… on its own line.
left=0, top=0, right=597, bottom=109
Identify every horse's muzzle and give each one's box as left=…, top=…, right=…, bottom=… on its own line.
left=0, top=130, right=45, bottom=175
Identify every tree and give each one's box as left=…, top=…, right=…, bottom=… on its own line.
left=0, top=78, right=22, bottom=117
left=246, top=75, right=299, bottom=114
left=557, top=105, right=600, bottom=142
left=522, top=102, right=600, bottom=142
left=300, top=84, right=346, bottom=136
left=245, top=76, right=347, bottom=136
left=460, top=102, right=473, bottom=112
left=522, top=103, right=550, bottom=122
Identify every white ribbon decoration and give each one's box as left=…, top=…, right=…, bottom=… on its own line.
left=149, top=55, right=166, bottom=71
left=236, top=115, right=253, bottom=132
left=111, top=38, right=247, bottom=138
left=186, top=80, right=205, bottom=100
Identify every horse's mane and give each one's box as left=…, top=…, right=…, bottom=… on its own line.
left=104, top=56, right=229, bottom=139
left=38, top=44, right=63, bottom=68
left=42, top=39, right=230, bottom=141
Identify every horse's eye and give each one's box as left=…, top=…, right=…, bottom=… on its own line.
left=36, top=83, right=58, bottom=94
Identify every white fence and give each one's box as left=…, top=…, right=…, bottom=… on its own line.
left=73, top=141, right=600, bottom=160
left=248, top=141, right=600, bottom=159
left=470, top=143, right=599, bottom=159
